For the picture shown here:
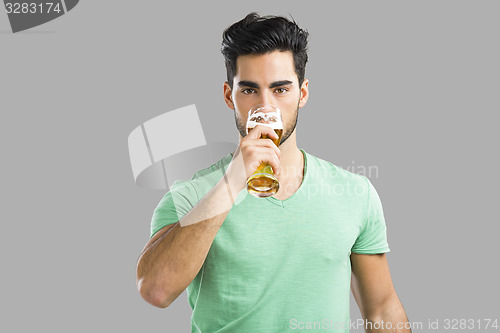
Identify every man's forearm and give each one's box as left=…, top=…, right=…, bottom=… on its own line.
left=365, top=297, right=411, bottom=333
left=136, top=173, right=242, bottom=308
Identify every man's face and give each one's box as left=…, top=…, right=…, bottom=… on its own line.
left=224, top=51, right=308, bottom=145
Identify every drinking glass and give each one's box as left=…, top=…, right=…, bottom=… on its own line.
left=245, top=104, right=283, bottom=198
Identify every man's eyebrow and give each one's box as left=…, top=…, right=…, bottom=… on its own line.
left=238, top=81, right=259, bottom=88
left=237, top=80, right=293, bottom=89
left=269, top=80, right=293, bottom=88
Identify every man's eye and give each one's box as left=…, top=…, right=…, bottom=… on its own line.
left=275, top=87, right=288, bottom=94
left=242, top=88, right=256, bottom=94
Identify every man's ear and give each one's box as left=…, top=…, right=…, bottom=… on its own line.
left=223, top=81, right=235, bottom=110
left=298, top=79, right=309, bottom=108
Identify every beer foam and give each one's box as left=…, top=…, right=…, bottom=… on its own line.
left=246, top=121, right=282, bottom=130
left=246, top=111, right=283, bottom=130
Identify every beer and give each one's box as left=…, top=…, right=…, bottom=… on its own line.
left=245, top=105, right=283, bottom=198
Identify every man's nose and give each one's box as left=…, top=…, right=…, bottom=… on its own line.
left=258, top=91, right=274, bottom=106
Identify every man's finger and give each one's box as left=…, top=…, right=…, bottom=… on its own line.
left=246, top=124, right=279, bottom=140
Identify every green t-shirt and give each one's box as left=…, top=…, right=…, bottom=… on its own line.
left=150, top=149, right=390, bottom=332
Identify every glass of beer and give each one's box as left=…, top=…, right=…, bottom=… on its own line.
left=245, top=104, right=283, bottom=198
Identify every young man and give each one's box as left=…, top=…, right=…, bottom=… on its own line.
left=136, top=13, right=410, bottom=332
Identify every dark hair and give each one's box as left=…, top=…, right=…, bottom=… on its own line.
left=221, top=12, right=309, bottom=89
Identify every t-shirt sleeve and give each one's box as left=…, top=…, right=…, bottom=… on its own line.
left=351, top=177, right=390, bottom=254
left=150, top=180, right=199, bottom=239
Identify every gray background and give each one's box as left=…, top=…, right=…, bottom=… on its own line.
left=1, top=1, right=499, bottom=332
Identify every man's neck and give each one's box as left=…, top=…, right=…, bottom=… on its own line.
left=276, top=137, right=303, bottom=181
left=271, top=134, right=304, bottom=200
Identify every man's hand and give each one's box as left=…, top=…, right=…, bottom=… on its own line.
left=225, top=124, right=281, bottom=191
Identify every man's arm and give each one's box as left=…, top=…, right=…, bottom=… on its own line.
left=136, top=125, right=281, bottom=309
left=350, top=253, right=411, bottom=333
left=136, top=174, right=240, bottom=308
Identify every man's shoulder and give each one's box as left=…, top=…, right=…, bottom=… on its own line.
left=169, top=152, right=232, bottom=196
left=191, top=152, right=232, bottom=179
left=305, top=150, right=369, bottom=186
